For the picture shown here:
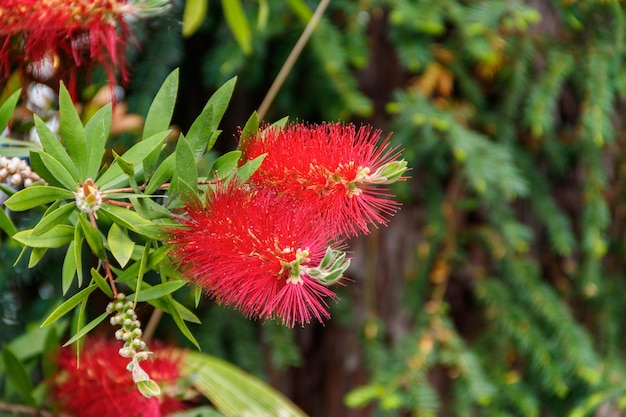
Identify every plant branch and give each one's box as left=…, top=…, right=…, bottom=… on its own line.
left=257, top=0, right=331, bottom=121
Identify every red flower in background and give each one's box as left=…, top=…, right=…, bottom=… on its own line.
left=52, top=339, right=187, bottom=417
left=0, top=0, right=168, bottom=94
left=168, top=183, right=348, bottom=327
left=239, top=122, right=408, bottom=237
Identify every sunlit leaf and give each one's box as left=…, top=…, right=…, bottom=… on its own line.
left=78, top=214, right=105, bottom=260
left=133, top=280, right=186, bottom=302
left=221, top=0, right=252, bottom=55
left=31, top=202, right=75, bottom=236
left=59, top=82, right=88, bottom=178
left=85, top=103, right=112, bottom=179
left=211, top=150, right=241, bottom=179
left=4, top=185, right=74, bottom=211
left=91, top=268, right=114, bottom=298
left=12, top=225, right=74, bottom=248
left=108, top=223, right=135, bottom=268
left=32, top=150, right=79, bottom=190
left=63, top=311, right=109, bottom=347
left=34, top=115, right=79, bottom=182
left=62, top=241, right=77, bottom=295
left=0, top=89, right=21, bottom=131
left=41, top=284, right=97, bottom=327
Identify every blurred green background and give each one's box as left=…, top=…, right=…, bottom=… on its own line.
left=4, top=0, right=626, bottom=416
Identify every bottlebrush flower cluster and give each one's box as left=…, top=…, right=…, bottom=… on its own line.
left=168, top=122, right=407, bottom=327
left=51, top=339, right=189, bottom=417
left=0, top=0, right=169, bottom=93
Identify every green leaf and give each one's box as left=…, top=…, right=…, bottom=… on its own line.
left=2, top=347, right=36, bottom=406
left=4, top=185, right=74, bottom=211
left=85, top=103, right=112, bottom=179
left=74, top=225, right=84, bottom=287
left=143, top=69, right=178, bottom=174
left=182, top=0, right=208, bottom=37
left=186, top=104, right=214, bottom=161
left=205, top=76, right=237, bottom=133
left=29, top=150, right=63, bottom=188
left=236, top=154, right=266, bottom=182
left=59, top=83, right=88, bottom=178
left=34, top=115, right=79, bottom=183
left=12, top=225, right=74, bottom=248
left=91, top=268, right=114, bottom=298
left=134, top=280, right=186, bottom=302
left=41, top=284, right=97, bottom=327
left=112, top=150, right=135, bottom=177
left=0, top=206, right=17, bottom=236
left=78, top=214, right=105, bottom=259
left=32, top=150, right=79, bottom=190
left=221, top=0, right=252, bottom=55
left=99, top=204, right=153, bottom=232
left=28, top=246, right=47, bottom=268
left=108, top=223, right=135, bottom=267
left=211, top=150, right=242, bottom=179
left=165, top=296, right=200, bottom=349
left=145, top=152, right=175, bottom=195
left=130, top=196, right=171, bottom=220
left=62, top=241, right=77, bottom=295
left=0, top=89, right=21, bottom=131
left=31, top=202, right=75, bottom=236
left=96, top=130, right=170, bottom=189
left=63, top=311, right=109, bottom=347
left=182, top=351, right=308, bottom=417
left=238, top=111, right=259, bottom=145
left=173, top=134, right=198, bottom=198
left=285, top=0, right=313, bottom=21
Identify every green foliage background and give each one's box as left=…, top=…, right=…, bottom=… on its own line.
left=4, top=0, right=626, bottom=416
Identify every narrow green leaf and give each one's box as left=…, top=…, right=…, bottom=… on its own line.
left=133, top=220, right=175, bottom=240
left=108, top=223, right=135, bottom=268
left=0, top=206, right=17, bottom=236
left=12, top=225, right=74, bottom=248
left=28, top=246, right=47, bottom=268
left=194, top=286, right=202, bottom=308
left=165, top=295, right=200, bottom=349
left=91, top=268, right=114, bottom=298
left=63, top=311, right=109, bottom=347
left=34, top=115, right=79, bottom=182
left=133, top=240, right=152, bottom=306
left=186, top=104, right=214, bottom=161
left=182, top=0, right=208, bottom=37
left=285, top=0, right=313, bottom=21
left=33, top=150, right=79, bottom=190
left=31, top=202, right=75, bottom=236
left=145, top=152, right=175, bottom=195
left=78, top=214, right=105, bottom=260
left=2, top=347, right=36, bottom=406
left=41, top=284, right=96, bottom=327
left=28, top=150, right=63, bottom=188
left=148, top=297, right=202, bottom=324
left=59, top=82, right=88, bottom=178
left=4, top=185, right=74, bottom=211
left=62, top=241, right=77, bottom=295
left=112, top=150, right=135, bottom=177
left=206, top=76, right=237, bottom=132
left=0, top=89, right=21, bottom=131
left=74, top=225, right=84, bottom=287
left=130, top=196, right=171, bottom=220
left=173, top=134, right=198, bottom=197
left=99, top=204, right=153, bottom=232
left=211, top=150, right=242, bottom=179
left=85, top=103, right=112, bottom=179
left=143, top=69, right=178, bottom=174
left=238, top=111, right=258, bottom=145
left=134, top=280, right=186, bottom=302
left=96, top=130, right=169, bottom=189
left=236, top=154, right=266, bottom=182
left=221, top=0, right=252, bottom=55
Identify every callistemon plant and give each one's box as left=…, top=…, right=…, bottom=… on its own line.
left=167, top=182, right=351, bottom=327
left=51, top=339, right=190, bottom=417
left=0, top=0, right=170, bottom=92
left=239, top=122, right=408, bottom=237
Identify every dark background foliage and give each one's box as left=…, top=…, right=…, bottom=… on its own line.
left=4, top=0, right=626, bottom=416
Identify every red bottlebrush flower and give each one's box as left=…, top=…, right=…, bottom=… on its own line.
left=239, top=122, right=407, bottom=237
left=52, top=339, right=187, bottom=417
left=168, top=183, right=348, bottom=327
left=0, top=0, right=168, bottom=94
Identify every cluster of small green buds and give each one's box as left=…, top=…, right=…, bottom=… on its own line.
left=75, top=178, right=102, bottom=215
left=282, top=246, right=351, bottom=286
left=0, top=156, right=43, bottom=187
left=106, top=293, right=161, bottom=398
